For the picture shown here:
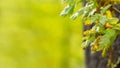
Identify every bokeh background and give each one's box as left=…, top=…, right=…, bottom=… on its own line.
left=0, top=0, right=84, bottom=68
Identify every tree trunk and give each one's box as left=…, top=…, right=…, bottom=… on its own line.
left=83, top=1, right=120, bottom=68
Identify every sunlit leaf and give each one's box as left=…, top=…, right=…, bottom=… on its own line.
left=100, top=15, right=107, bottom=25
left=101, top=4, right=111, bottom=14
left=60, top=4, right=75, bottom=16
left=99, top=29, right=117, bottom=50
left=106, top=10, right=112, bottom=18
left=108, top=18, right=119, bottom=24
left=82, top=35, right=95, bottom=49
left=70, top=8, right=84, bottom=20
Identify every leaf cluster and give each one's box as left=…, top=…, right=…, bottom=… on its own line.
left=60, top=0, right=120, bottom=58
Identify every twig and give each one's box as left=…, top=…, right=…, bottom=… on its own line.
left=112, top=6, right=120, bottom=14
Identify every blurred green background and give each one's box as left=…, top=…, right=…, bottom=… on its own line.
left=0, top=0, right=84, bottom=68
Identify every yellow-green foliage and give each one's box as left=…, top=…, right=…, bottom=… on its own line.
left=0, top=0, right=84, bottom=68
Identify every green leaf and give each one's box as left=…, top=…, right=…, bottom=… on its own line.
left=60, top=4, right=75, bottom=16
left=87, top=8, right=96, bottom=17
left=90, top=14, right=99, bottom=23
left=62, top=0, right=74, bottom=3
left=82, top=35, right=95, bottom=49
left=99, top=15, right=107, bottom=25
left=70, top=8, right=84, bottom=20
left=101, top=4, right=111, bottom=13
left=76, top=0, right=82, bottom=3
left=99, top=35, right=111, bottom=50
left=108, top=18, right=119, bottom=24
left=95, top=25, right=105, bottom=34
left=99, top=29, right=117, bottom=50
left=111, top=23, right=120, bottom=31
left=62, top=0, right=68, bottom=3
left=71, top=1, right=96, bottom=19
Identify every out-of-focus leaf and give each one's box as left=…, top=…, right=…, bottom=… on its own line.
left=83, top=3, right=96, bottom=18
left=102, top=48, right=107, bottom=57
left=70, top=8, right=84, bottom=20
left=99, top=35, right=110, bottom=50
left=90, top=14, right=99, bottom=23
left=88, top=8, right=96, bottom=17
left=101, top=4, right=111, bottom=13
left=106, top=10, right=112, bottom=18
left=82, top=35, right=95, bottom=49
left=76, top=0, right=82, bottom=3
left=60, top=4, right=75, bottom=16
left=84, top=18, right=92, bottom=26
left=95, top=25, right=105, bottom=34
left=108, top=18, right=119, bottom=24
left=99, top=29, right=117, bottom=50
left=62, top=0, right=73, bottom=3
left=91, top=36, right=101, bottom=52
left=71, top=2, right=95, bottom=20
left=100, top=15, right=107, bottom=25
left=62, top=0, right=68, bottom=3
left=111, top=23, right=120, bottom=31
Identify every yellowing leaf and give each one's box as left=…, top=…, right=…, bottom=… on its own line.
left=102, top=48, right=107, bottom=57
left=105, top=23, right=113, bottom=28
left=91, top=36, right=101, bottom=52
left=110, top=18, right=119, bottom=24
left=82, top=37, right=89, bottom=41
left=91, top=44, right=99, bottom=52
left=83, top=30, right=90, bottom=35
left=85, top=19, right=91, bottom=26
left=106, top=10, right=112, bottom=18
